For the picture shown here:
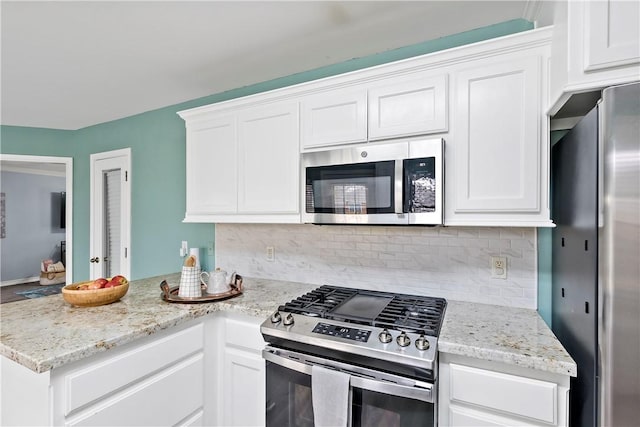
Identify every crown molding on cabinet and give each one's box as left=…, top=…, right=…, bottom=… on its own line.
left=178, top=27, right=553, bottom=122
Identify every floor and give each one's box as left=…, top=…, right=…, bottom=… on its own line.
left=0, top=281, right=64, bottom=304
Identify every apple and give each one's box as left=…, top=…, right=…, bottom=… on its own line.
left=88, top=278, right=108, bottom=290
left=104, top=279, right=118, bottom=288
left=111, top=275, right=129, bottom=286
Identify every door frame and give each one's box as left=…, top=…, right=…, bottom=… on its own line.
left=0, top=154, right=74, bottom=283
left=89, top=148, right=131, bottom=279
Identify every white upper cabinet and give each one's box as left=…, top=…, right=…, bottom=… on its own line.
left=453, top=57, right=540, bottom=213
left=300, top=86, right=367, bottom=149
left=550, top=0, right=640, bottom=114
left=179, top=101, right=300, bottom=223
left=180, top=27, right=553, bottom=226
left=237, top=102, right=299, bottom=215
left=185, top=115, right=237, bottom=219
left=300, top=72, right=448, bottom=150
left=368, top=72, right=448, bottom=140
left=446, top=31, right=552, bottom=227
left=584, top=0, right=640, bottom=71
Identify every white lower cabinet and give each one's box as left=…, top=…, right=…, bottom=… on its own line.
left=439, top=353, right=570, bottom=427
left=0, top=313, right=269, bottom=427
left=213, top=313, right=266, bottom=427
left=222, top=348, right=265, bottom=426
left=0, top=320, right=207, bottom=427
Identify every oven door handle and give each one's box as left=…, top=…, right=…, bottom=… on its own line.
left=263, top=348, right=433, bottom=404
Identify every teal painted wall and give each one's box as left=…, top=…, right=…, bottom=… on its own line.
left=0, top=126, right=74, bottom=156
left=1, top=18, right=534, bottom=283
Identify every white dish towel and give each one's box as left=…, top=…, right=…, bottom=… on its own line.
left=312, top=365, right=351, bottom=427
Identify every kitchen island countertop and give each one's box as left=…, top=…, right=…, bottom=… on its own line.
left=0, top=273, right=316, bottom=373
left=1, top=274, right=575, bottom=376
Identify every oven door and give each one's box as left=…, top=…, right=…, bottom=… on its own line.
left=264, top=346, right=435, bottom=427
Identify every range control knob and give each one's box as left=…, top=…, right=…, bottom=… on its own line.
left=396, top=331, right=411, bottom=347
left=283, top=313, right=295, bottom=326
left=378, top=329, right=392, bottom=344
left=270, top=311, right=282, bottom=324
left=415, top=334, right=430, bottom=351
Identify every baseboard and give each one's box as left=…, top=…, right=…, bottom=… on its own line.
left=1, top=276, right=40, bottom=287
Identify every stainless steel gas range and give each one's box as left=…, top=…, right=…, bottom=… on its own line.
left=261, top=285, right=447, bottom=427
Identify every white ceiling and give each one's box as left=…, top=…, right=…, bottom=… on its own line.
left=1, top=1, right=554, bottom=131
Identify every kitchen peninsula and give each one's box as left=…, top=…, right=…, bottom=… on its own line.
left=1, top=274, right=575, bottom=426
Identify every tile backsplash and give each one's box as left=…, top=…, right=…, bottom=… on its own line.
left=215, top=224, right=537, bottom=309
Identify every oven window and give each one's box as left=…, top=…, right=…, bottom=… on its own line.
left=306, top=161, right=395, bottom=214
left=266, top=361, right=314, bottom=427
left=266, top=360, right=434, bottom=427
left=353, top=388, right=433, bottom=427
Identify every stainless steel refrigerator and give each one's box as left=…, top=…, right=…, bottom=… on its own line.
left=551, top=82, right=640, bottom=427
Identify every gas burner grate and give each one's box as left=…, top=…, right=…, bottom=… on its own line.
left=374, top=296, right=447, bottom=336
left=278, top=285, right=356, bottom=316
left=279, top=285, right=446, bottom=337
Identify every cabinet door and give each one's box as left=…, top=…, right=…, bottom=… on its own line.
left=368, top=73, right=448, bottom=140
left=237, top=102, right=299, bottom=215
left=300, top=87, right=367, bottom=149
left=185, top=116, right=237, bottom=217
left=449, top=405, right=540, bottom=427
left=452, top=55, right=542, bottom=215
left=222, top=347, right=265, bottom=427
left=584, top=0, right=640, bottom=71
left=67, top=354, right=204, bottom=426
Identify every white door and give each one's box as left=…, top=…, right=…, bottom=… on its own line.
left=90, top=149, right=131, bottom=280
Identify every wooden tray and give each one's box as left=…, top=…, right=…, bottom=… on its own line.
left=160, top=275, right=243, bottom=304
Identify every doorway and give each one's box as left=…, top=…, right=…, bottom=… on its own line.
left=0, top=154, right=73, bottom=285
left=89, top=148, right=131, bottom=280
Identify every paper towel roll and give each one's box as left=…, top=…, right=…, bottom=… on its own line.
left=189, top=248, right=200, bottom=268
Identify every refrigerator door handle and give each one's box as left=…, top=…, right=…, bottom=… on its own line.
left=597, top=99, right=605, bottom=229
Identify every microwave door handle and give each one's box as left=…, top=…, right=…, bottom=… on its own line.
left=394, top=159, right=404, bottom=214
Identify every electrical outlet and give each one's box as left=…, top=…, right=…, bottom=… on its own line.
left=266, top=246, right=275, bottom=262
left=180, top=241, right=188, bottom=257
left=207, top=241, right=214, bottom=256
left=491, top=256, right=507, bottom=279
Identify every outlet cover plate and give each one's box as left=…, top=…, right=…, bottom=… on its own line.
left=491, top=256, right=507, bottom=279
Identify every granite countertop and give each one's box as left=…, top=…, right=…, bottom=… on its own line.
left=1, top=274, right=575, bottom=377
left=439, top=301, right=576, bottom=376
left=0, top=273, right=316, bottom=373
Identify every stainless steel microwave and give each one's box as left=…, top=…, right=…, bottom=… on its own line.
left=302, top=138, right=443, bottom=225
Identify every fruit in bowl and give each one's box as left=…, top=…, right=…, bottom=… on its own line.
left=62, top=275, right=129, bottom=307
left=106, top=275, right=129, bottom=288
left=78, top=275, right=129, bottom=290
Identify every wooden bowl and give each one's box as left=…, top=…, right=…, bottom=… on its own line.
left=62, top=281, right=129, bottom=307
